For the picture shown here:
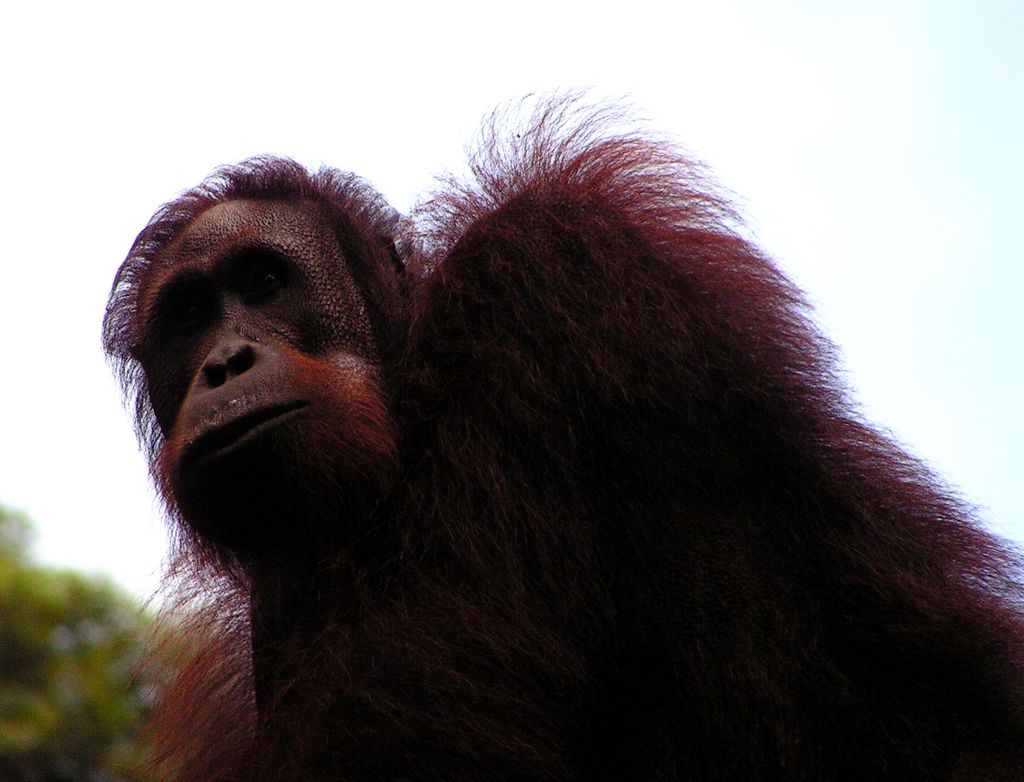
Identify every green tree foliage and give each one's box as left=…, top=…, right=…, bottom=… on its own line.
left=0, top=505, right=155, bottom=781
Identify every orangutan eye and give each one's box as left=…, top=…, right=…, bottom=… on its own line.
left=226, top=247, right=291, bottom=303
left=151, top=276, right=218, bottom=338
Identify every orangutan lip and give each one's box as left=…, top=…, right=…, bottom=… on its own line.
left=183, top=401, right=308, bottom=468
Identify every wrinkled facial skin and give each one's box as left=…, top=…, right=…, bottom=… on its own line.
left=133, top=199, right=396, bottom=554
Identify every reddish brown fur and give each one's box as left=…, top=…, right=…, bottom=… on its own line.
left=105, top=100, right=1024, bottom=779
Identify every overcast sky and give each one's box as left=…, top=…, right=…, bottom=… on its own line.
left=1, top=1, right=1021, bottom=601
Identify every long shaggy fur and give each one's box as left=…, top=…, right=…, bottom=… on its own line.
left=108, top=99, right=1024, bottom=780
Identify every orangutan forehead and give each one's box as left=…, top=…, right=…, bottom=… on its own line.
left=138, top=197, right=349, bottom=304
left=167, top=199, right=338, bottom=266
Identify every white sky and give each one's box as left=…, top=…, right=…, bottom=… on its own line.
left=1, top=1, right=1021, bottom=601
